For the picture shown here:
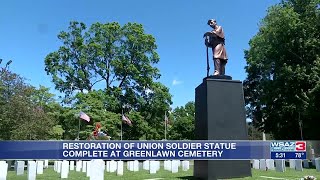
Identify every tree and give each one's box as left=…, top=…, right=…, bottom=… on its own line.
left=243, top=0, right=320, bottom=139
left=44, top=21, right=172, bottom=140
left=0, top=65, right=56, bottom=140
left=44, top=21, right=160, bottom=101
left=170, top=101, right=195, bottom=140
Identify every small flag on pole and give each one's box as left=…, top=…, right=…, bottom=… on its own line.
left=79, top=112, right=90, bottom=122
left=122, top=114, right=132, bottom=126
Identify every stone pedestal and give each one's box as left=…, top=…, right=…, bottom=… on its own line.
left=194, top=76, right=252, bottom=180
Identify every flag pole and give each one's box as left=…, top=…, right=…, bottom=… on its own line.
left=165, top=111, right=167, bottom=140
left=121, top=109, right=123, bottom=141
left=77, top=117, right=80, bottom=140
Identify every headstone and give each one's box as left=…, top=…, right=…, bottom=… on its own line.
left=36, top=161, right=44, bottom=174
left=16, top=161, right=25, bottom=175
left=295, top=160, right=303, bottom=171
left=275, top=160, right=286, bottom=172
left=110, top=160, right=117, bottom=172
left=143, top=160, right=149, bottom=170
left=44, top=160, right=49, bottom=168
left=86, top=161, right=91, bottom=177
left=133, top=160, right=139, bottom=172
left=61, top=160, right=69, bottom=179
left=0, top=161, right=8, bottom=180
left=259, top=159, right=267, bottom=170
left=171, top=160, right=179, bottom=173
left=102, top=161, right=105, bottom=171
left=70, top=161, right=75, bottom=170
left=163, top=160, right=169, bottom=171
left=90, top=159, right=104, bottom=180
left=57, top=161, right=62, bottom=173
left=289, top=159, right=295, bottom=169
left=54, top=161, right=56, bottom=171
left=266, top=159, right=275, bottom=170
left=128, top=161, right=133, bottom=171
left=156, top=161, right=160, bottom=171
left=117, top=161, right=123, bottom=176
left=76, top=160, right=82, bottom=172
left=106, top=161, right=110, bottom=172
left=252, top=159, right=259, bottom=169
left=312, top=158, right=316, bottom=166
left=149, top=161, right=157, bottom=174
left=315, top=158, right=320, bottom=172
left=182, top=160, right=190, bottom=171
left=82, top=161, right=87, bottom=172
left=27, top=161, right=37, bottom=180
left=303, top=160, right=309, bottom=168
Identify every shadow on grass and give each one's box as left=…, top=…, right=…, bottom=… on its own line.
left=178, top=176, right=202, bottom=180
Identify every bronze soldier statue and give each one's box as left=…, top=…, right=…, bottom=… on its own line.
left=203, top=19, right=228, bottom=76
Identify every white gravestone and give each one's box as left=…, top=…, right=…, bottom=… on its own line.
left=54, top=161, right=57, bottom=172
left=16, top=161, right=25, bottom=175
left=259, top=159, right=267, bottom=170
left=149, top=161, right=157, bottom=174
left=76, top=160, right=82, bottom=172
left=295, top=160, right=303, bottom=171
left=156, top=161, right=160, bottom=171
left=171, top=160, right=179, bottom=173
left=86, top=161, right=91, bottom=177
left=0, top=161, right=8, bottom=180
left=110, top=160, right=117, bottom=172
left=182, top=160, right=190, bottom=171
left=82, top=161, right=87, bottom=172
left=128, top=161, right=132, bottom=171
left=289, top=159, right=295, bottom=169
left=44, top=160, right=49, bottom=168
left=57, top=161, right=62, bottom=173
left=133, top=160, right=139, bottom=172
left=90, top=160, right=104, bottom=180
left=70, top=161, right=75, bottom=170
left=143, top=160, right=150, bottom=170
left=253, top=159, right=259, bottom=169
left=61, top=160, right=69, bottom=179
left=36, top=161, right=44, bottom=174
left=163, top=160, right=171, bottom=171
left=27, top=161, right=36, bottom=180
left=303, top=160, right=309, bottom=168
left=106, top=161, right=110, bottom=172
left=315, top=158, right=320, bottom=172
left=117, top=161, right=123, bottom=176
left=266, top=159, right=275, bottom=170
left=275, top=160, right=286, bottom=172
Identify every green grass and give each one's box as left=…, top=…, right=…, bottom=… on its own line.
left=6, top=167, right=320, bottom=180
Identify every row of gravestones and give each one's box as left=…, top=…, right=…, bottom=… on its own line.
left=0, top=160, right=49, bottom=180
left=0, top=160, right=190, bottom=180
left=53, top=160, right=190, bottom=179
left=252, top=158, right=320, bottom=172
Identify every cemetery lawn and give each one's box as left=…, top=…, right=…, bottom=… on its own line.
left=7, top=168, right=320, bottom=179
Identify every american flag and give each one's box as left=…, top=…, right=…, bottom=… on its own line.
left=122, top=114, right=132, bottom=126
left=79, top=112, right=90, bottom=122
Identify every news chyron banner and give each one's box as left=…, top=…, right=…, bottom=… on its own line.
left=0, top=140, right=307, bottom=160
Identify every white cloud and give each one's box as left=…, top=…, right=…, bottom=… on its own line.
left=172, top=79, right=183, bottom=86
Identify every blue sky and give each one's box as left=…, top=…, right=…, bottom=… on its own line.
left=0, top=0, right=280, bottom=108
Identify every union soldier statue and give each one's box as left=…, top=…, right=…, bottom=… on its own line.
left=203, top=19, right=228, bottom=76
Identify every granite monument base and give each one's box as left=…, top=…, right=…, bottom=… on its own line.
left=194, top=76, right=252, bottom=180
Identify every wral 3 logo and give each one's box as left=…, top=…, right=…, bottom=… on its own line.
left=270, top=141, right=306, bottom=152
